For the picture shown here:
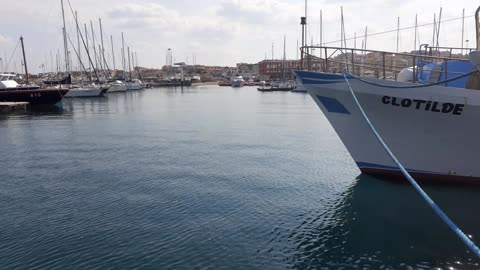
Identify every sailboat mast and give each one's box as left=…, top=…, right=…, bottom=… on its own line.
left=110, top=35, right=116, bottom=75
left=476, top=5, right=480, bottom=50
left=84, top=24, right=91, bottom=80
left=20, top=36, right=29, bottom=85
left=396, top=17, right=400, bottom=53
left=99, top=18, right=107, bottom=72
left=90, top=21, right=99, bottom=71
left=121, top=32, right=126, bottom=81
left=414, top=14, right=418, bottom=51
left=75, top=11, right=81, bottom=73
left=61, top=0, right=70, bottom=73
left=320, top=10, right=323, bottom=59
left=283, top=34, right=286, bottom=80
left=127, top=46, right=132, bottom=80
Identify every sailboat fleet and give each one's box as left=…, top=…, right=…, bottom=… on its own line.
left=0, top=0, right=146, bottom=105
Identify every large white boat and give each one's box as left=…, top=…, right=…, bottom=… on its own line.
left=126, top=79, right=143, bottom=90
left=107, top=80, right=128, bottom=92
left=295, top=9, right=480, bottom=183
left=0, top=74, right=39, bottom=90
left=231, top=76, right=245, bottom=87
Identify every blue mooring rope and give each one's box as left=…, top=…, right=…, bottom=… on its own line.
left=342, top=73, right=480, bottom=258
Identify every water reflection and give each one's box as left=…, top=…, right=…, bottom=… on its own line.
left=287, top=174, right=480, bottom=269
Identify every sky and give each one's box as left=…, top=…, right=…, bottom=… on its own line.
left=1, top=0, right=478, bottom=73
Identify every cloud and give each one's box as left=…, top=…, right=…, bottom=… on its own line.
left=0, top=34, right=13, bottom=46
left=217, top=0, right=300, bottom=25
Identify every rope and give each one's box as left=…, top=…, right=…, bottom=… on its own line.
left=346, top=69, right=478, bottom=89
left=342, top=73, right=480, bottom=258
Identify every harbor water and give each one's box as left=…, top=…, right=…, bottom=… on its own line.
left=0, top=86, right=479, bottom=269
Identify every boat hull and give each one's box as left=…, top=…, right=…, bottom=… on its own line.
left=65, top=88, right=104, bottom=97
left=107, top=84, right=127, bottom=92
left=296, top=70, right=480, bottom=183
left=0, top=89, right=68, bottom=105
left=127, top=83, right=143, bottom=90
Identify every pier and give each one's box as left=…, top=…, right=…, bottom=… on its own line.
left=0, top=102, right=29, bottom=112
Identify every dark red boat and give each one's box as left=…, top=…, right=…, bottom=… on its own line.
left=0, top=89, right=69, bottom=106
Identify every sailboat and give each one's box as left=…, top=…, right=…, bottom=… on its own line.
left=59, top=0, right=104, bottom=98
left=0, top=36, right=68, bottom=106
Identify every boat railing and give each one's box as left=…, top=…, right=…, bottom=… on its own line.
left=300, top=45, right=474, bottom=83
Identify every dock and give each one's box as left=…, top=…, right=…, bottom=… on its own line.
left=0, top=102, right=29, bottom=112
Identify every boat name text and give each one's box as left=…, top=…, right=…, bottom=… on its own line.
left=381, top=96, right=464, bottom=115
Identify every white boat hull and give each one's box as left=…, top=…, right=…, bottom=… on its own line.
left=64, top=87, right=104, bottom=97
left=108, top=84, right=127, bottom=92
left=296, top=71, right=480, bottom=183
left=127, top=83, right=143, bottom=90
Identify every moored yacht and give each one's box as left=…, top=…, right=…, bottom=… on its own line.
left=231, top=76, right=245, bottom=87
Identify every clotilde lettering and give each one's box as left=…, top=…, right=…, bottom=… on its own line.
left=391, top=97, right=400, bottom=106
left=425, top=101, right=432, bottom=111
left=413, top=99, right=426, bottom=109
left=441, top=103, right=454, bottom=113
left=382, top=96, right=391, bottom=104
left=453, top=104, right=465, bottom=115
left=431, top=102, right=441, bottom=112
left=401, top=99, right=412, bottom=108
left=381, top=96, right=464, bottom=115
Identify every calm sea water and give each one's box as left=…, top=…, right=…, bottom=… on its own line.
left=0, top=86, right=479, bottom=269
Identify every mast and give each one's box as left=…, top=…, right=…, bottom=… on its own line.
left=84, top=24, right=91, bottom=80
left=432, top=13, right=436, bottom=50
left=414, top=14, right=418, bottom=51
left=271, top=42, right=274, bottom=60
left=61, top=0, right=70, bottom=73
left=396, top=17, right=400, bottom=53
left=75, top=11, right=82, bottom=73
left=20, top=36, right=29, bottom=85
left=320, top=9, right=323, bottom=59
left=436, top=8, right=442, bottom=49
left=121, top=32, right=126, bottom=81
left=90, top=21, right=99, bottom=71
left=127, top=46, right=132, bottom=81
left=282, top=34, right=286, bottom=80
left=99, top=18, right=106, bottom=72
left=475, top=5, right=480, bottom=50
left=110, top=35, right=116, bottom=76
left=461, top=9, right=465, bottom=54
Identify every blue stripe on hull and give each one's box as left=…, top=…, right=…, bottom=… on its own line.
left=316, top=95, right=350, bottom=114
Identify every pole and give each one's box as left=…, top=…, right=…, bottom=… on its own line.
left=84, top=24, right=92, bottom=80
left=320, top=10, right=323, bottom=59
left=461, top=9, right=465, bottom=54
left=436, top=8, right=442, bottom=49
left=75, top=11, right=81, bottom=73
left=99, top=18, right=106, bottom=72
left=414, top=14, right=418, bottom=52
left=20, top=36, right=29, bottom=85
left=90, top=21, right=99, bottom=71
left=110, top=35, right=116, bottom=75
left=432, top=13, right=436, bottom=49
left=121, top=32, right=126, bottom=81
left=396, top=17, right=400, bottom=53
left=61, top=0, right=70, bottom=73
left=128, top=46, right=132, bottom=81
